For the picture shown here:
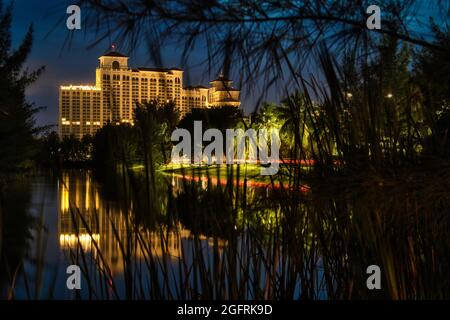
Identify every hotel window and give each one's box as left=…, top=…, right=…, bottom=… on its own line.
left=141, top=78, right=148, bottom=100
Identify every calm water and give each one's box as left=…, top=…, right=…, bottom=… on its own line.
left=8, top=169, right=291, bottom=299
left=5, top=167, right=448, bottom=299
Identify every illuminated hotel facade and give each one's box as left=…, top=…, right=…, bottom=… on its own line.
left=59, top=51, right=240, bottom=138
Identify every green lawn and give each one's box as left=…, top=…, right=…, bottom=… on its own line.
left=161, top=163, right=262, bottom=178
left=159, top=163, right=310, bottom=185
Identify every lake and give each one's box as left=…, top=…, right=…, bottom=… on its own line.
left=2, top=167, right=449, bottom=299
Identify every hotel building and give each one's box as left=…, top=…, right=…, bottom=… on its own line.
left=59, top=51, right=240, bottom=138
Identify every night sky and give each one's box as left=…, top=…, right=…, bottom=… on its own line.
left=11, top=0, right=442, bottom=129
left=12, top=0, right=250, bottom=129
left=13, top=0, right=106, bottom=128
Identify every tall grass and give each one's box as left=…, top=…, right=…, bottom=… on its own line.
left=54, top=155, right=450, bottom=300
left=287, top=44, right=441, bottom=178
left=52, top=42, right=450, bottom=300
left=3, top=41, right=450, bottom=300
left=49, top=44, right=450, bottom=300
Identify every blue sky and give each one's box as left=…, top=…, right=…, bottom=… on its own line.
left=12, top=0, right=227, bottom=128
left=12, top=0, right=102, bottom=128
left=10, top=0, right=447, bottom=128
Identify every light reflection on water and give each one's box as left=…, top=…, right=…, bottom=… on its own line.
left=7, top=169, right=312, bottom=300
left=5, top=167, right=449, bottom=299
left=10, top=170, right=234, bottom=299
left=57, top=170, right=228, bottom=270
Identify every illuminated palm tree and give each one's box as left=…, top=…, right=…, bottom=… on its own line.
left=277, top=92, right=311, bottom=158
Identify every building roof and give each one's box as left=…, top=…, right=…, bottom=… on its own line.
left=135, top=67, right=168, bottom=72
left=214, top=88, right=240, bottom=92
left=210, top=71, right=233, bottom=82
left=134, top=67, right=183, bottom=73
left=215, top=96, right=240, bottom=100
left=211, top=75, right=232, bottom=82
left=184, top=85, right=209, bottom=90
left=101, top=51, right=129, bottom=58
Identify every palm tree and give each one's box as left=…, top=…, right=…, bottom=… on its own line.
left=277, top=92, right=311, bottom=158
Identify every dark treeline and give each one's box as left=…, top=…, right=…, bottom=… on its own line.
left=36, top=30, right=450, bottom=177
left=0, top=1, right=44, bottom=296
left=2, top=0, right=450, bottom=299
left=36, top=103, right=246, bottom=169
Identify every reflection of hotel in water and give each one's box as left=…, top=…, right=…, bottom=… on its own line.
left=58, top=171, right=206, bottom=273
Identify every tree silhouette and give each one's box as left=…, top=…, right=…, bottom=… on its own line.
left=76, top=0, right=449, bottom=114
left=0, top=1, right=44, bottom=171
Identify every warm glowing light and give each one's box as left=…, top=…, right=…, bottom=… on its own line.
left=346, top=92, right=353, bottom=99
left=386, top=93, right=393, bottom=99
left=171, top=172, right=311, bottom=193
left=60, top=85, right=101, bottom=91
left=85, top=176, right=90, bottom=209
left=59, top=233, right=100, bottom=250
left=60, top=181, right=69, bottom=212
left=59, top=56, right=240, bottom=139
left=170, top=154, right=191, bottom=164
left=95, top=192, right=99, bottom=210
